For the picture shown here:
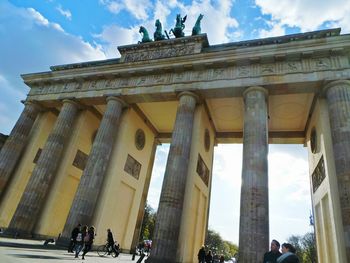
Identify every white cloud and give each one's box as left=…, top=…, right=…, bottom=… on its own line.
left=268, top=151, right=310, bottom=201
left=0, top=1, right=106, bottom=134
left=213, top=144, right=242, bottom=188
left=175, top=0, right=239, bottom=44
left=94, top=25, right=139, bottom=57
left=258, top=20, right=286, bottom=38
left=255, top=0, right=350, bottom=33
left=100, top=0, right=152, bottom=20
left=56, top=5, right=72, bottom=20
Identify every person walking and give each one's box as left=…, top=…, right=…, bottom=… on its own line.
left=68, top=223, right=81, bottom=253
left=198, top=245, right=206, bottom=263
left=74, top=225, right=87, bottom=258
left=276, top=243, right=300, bottom=263
left=263, top=239, right=282, bottom=263
left=81, top=226, right=95, bottom=260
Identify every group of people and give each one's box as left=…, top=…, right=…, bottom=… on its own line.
left=68, top=223, right=96, bottom=260
left=197, top=239, right=299, bottom=263
left=137, top=239, right=152, bottom=256
left=263, top=239, right=300, bottom=263
left=197, top=246, right=226, bottom=263
left=68, top=224, right=120, bottom=260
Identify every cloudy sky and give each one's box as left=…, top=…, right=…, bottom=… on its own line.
left=2, top=0, right=350, bottom=245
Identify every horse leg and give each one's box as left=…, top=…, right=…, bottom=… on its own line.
left=165, top=30, right=170, bottom=39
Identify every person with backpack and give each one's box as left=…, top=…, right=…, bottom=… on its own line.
left=81, top=226, right=95, bottom=260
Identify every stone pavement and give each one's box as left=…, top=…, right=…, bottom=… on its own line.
left=0, top=237, right=145, bottom=263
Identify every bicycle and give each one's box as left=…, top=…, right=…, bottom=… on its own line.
left=97, top=242, right=120, bottom=257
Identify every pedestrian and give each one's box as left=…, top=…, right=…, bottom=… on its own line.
left=198, top=245, right=206, bottom=263
left=205, top=250, right=213, bottom=263
left=107, top=229, right=115, bottom=254
left=276, top=243, right=300, bottom=263
left=74, top=225, right=86, bottom=258
left=263, top=239, right=282, bottom=263
left=68, top=223, right=81, bottom=253
left=81, top=226, right=95, bottom=260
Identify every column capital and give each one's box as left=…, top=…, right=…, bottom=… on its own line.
left=323, top=79, right=350, bottom=95
left=61, top=98, right=83, bottom=109
left=106, top=96, right=128, bottom=108
left=21, top=100, right=44, bottom=111
left=177, top=91, right=200, bottom=103
left=242, top=86, right=268, bottom=99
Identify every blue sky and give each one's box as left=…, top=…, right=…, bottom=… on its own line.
left=1, top=0, right=350, bottom=245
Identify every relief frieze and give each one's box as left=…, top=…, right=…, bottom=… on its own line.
left=123, top=44, right=196, bottom=63
left=285, top=61, right=301, bottom=72
left=237, top=65, right=250, bottom=77
left=28, top=55, right=349, bottom=96
left=314, top=58, right=331, bottom=70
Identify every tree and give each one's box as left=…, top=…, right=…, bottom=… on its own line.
left=301, top=232, right=317, bottom=263
left=287, top=232, right=317, bottom=263
left=140, top=203, right=156, bottom=241
left=205, top=229, right=238, bottom=259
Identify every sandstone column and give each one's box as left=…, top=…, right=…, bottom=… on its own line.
left=147, top=91, right=198, bottom=263
left=0, top=101, right=41, bottom=198
left=324, top=80, right=350, bottom=261
left=61, top=97, right=126, bottom=239
left=239, top=86, right=269, bottom=263
left=7, top=99, right=80, bottom=235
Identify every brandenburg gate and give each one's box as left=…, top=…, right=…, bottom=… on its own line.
left=0, top=27, right=349, bottom=263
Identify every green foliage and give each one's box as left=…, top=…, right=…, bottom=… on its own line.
left=140, top=203, right=156, bottom=241
left=205, top=229, right=238, bottom=260
left=287, top=232, right=317, bottom=263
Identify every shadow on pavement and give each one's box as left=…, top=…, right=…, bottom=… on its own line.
left=12, top=254, right=64, bottom=260
left=0, top=241, right=64, bottom=251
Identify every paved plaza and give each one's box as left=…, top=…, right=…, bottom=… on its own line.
left=0, top=237, right=143, bottom=263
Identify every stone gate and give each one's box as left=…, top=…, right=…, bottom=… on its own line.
left=0, top=28, right=349, bottom=263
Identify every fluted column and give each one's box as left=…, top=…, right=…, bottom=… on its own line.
left=324, top=80, right=350, bottom=261
left=61, top=97, right=126, bottom=239
left=147, top=91, right=198, bottom=263
left=0, top=101, right=41, bottom=198
left=7, top=99, right=80, bottom=235
left=239, top=86, right=269, bottom=263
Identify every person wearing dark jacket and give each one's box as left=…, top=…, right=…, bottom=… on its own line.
left=205, top=250, right=213, bottom=263
left=107, top=229, right=115, bottom=254
left=263, top=239, right=282, bottom=263
left=68, top=223, right=81, bottom=253
left=198, top=246, right=206, bottom=263
left=276, top=243, right=300, bottom=263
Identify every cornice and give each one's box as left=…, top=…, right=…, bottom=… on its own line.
left=21, top=31, right=350, bottom=86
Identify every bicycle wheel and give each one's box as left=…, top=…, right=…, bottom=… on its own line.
left=97, top=245, right=107, bottom=257
left=111, top=247, right=119, bottom=258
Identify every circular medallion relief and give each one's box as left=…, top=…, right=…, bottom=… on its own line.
left=135, top=129, right=146, bottom=150
left=310, top=128, right=317, bottom=154
left=204, top=129, right=210, bottom=152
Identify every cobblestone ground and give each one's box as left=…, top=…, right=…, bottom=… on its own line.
left=0, top=237, right=145, bottom=263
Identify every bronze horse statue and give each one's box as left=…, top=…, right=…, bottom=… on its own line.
left=169, top=14, right=187, bottom=38
left=192, top=14, right=204, bottom=36
left=139, top=26, right=152, bottom=43
left=154, top=19, right=166, bottom=41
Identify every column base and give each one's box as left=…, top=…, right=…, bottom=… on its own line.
left=3, top=227, right=33, bottom=239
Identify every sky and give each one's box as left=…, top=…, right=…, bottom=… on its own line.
left=1, top=0, right=350, bottom=246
